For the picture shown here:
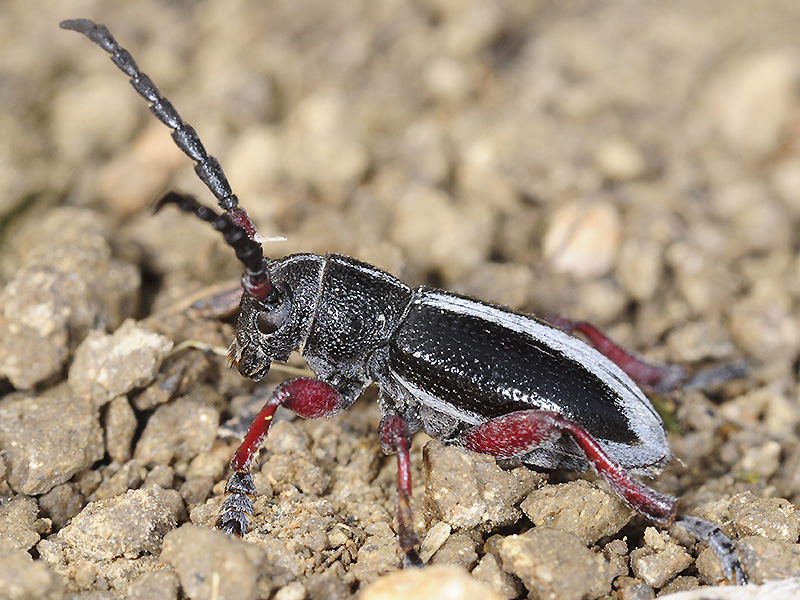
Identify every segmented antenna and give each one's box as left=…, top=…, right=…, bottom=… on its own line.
left=156, top=192, right=273, bottom=300
left=61, top=18, right=273, bottom=301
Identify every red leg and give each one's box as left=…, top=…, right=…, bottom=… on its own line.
left=219, top=377, right=347, bottom=535
left=545, top=316, right=688, bottom=393
left=458, top=410, right=677, bottom=524
left=457, top=409, right=746, bottom=584
left=547, top=316, right=748, bottom=393
left=380, top=415, right=423, bottom=567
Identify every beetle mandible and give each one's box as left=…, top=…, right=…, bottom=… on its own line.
left=61, top=18, right=747, bottom=585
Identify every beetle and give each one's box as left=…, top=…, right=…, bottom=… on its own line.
left=61, top=18, right=747, bottom=585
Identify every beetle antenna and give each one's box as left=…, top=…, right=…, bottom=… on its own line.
left=155, top=192, right=273, bottom=301
left=59, top=18, right=260, bottom=242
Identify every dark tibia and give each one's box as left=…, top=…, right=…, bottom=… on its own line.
left=675, top=515, right=748, bottom=585
left=380, top=415, right=423, bottom=567
left=218, top=378, right=347, bottom=535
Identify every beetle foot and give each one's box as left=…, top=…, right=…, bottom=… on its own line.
left=681, top=360, right=750, bottom=392
left=403, top=549, right=424, bottom=568
left=674, top=515, right=747, bottom=585
left=218, top=471, right=256, bottom=536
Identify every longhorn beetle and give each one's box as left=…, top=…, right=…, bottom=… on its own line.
left=61, top=18, right=748, bottom=585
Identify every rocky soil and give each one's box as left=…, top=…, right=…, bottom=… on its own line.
left=2, top=1, right=800, bottom=599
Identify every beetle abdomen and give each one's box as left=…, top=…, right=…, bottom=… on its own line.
left=388, top=289, right=669, bottom=472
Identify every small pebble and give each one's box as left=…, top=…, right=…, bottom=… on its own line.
left=58, top=489, right=176, bottom=561
left=361, top=566, right=502, bottom=600
left=543, top=200, right=622, bottom=279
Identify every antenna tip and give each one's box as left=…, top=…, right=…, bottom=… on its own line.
left=60, top=18, right=96, bottom=33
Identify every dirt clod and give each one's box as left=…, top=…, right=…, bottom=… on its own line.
left=104, top=395, right=138, bottom=464
left=68, top=319, right=173, bottom=408
left=499, top=528, right=614, bottom=600
left=37, top=484, right=84, bottom=530
left=0, top=549, right=66, bottom=600
left=521, top=478, right=634, bottom=544
left=57, top=489, right=176, bottom=561
left=161, top=524, right=264, bottom=600
left=729, top=492, right=800, bottom=542
left=127, top=569, right=180, bottom=600
left=0, top=385, right=104, bottom=495
left=630, top=528, right=693, bottom=588
left=0, top=208, right=139, bottom=389
left=470, top=553, right=524, bottom=600
left=133, top=397, right=219, bottom=468
left=423, top=441, right=543, bottom=531
left=0, top=497, right=40, bottom=552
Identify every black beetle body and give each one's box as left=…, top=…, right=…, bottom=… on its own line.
left=61, top=18, right=747, bottom=585
left=235, top=252, right=669, bottom=475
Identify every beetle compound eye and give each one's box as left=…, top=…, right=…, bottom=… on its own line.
left=256, top=311, right=284, bottom=335
left=256, top=282, right=291, bottom=335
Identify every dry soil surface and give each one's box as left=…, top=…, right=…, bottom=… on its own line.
left=2, top=2, right=800, bottom=599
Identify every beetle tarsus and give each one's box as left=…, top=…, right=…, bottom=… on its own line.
left=403, top=549, right=424, bottom=568
left=681, top=360, right=750, bottom=392
left=225, top=470, right=258, bottom=496
left=218, top=471, right=257, bottom=535
left=674, top=515, right=747, bottom=585
left=218, top=504, right=251, bottom=536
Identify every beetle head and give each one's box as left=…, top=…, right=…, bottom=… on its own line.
left=228, top=254, right=322, bottom=381
left=155, top=193, right=320, bottom=382
left=228, top=281, right=289, bottom=381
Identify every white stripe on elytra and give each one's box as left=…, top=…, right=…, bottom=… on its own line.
left=390, top=367, right=482, bottom=425
left=417, top=290, right=660, bottom=425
